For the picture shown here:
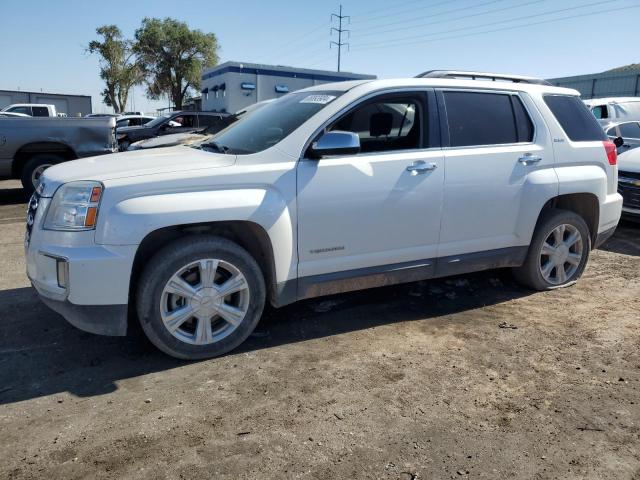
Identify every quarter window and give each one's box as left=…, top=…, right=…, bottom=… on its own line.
left=443, top=91, right=531, bottom=147
left=543, top=95, right=606, bottom=142
left=328, top=94, right=425, bottom=153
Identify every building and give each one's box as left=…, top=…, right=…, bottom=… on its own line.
left=548, top=64, right=640, bottom=99
left=201, top=61, right=376, bottom=113
left=0, top=89, right=92, bottom=116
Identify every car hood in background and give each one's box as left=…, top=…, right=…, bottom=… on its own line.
left=38, top=146, right=236, bottom=197
left=618, top=148, right=640, bottom=173
left=129, top=132, right=213, bottom=150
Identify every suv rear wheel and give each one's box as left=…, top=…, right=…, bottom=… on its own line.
left=136, top=235, right=266, bottom=359
left=513, top=209, right=591, bottom=290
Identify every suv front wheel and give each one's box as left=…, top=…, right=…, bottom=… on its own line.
left=513, top=209, right=591, bottom=290
left=136, top=235, right=266, bottom=359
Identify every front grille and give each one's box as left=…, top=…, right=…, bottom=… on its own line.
left=25, top=192, right=40, bottom=244
left=619, top=170, right=640, bottom=180
left=618, top=177, right=640, bottom=210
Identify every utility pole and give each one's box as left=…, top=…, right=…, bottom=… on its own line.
left=331, top=5, right=350, bottom=72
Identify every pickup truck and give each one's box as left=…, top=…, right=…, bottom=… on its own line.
left=0, top=116, right=117, bottom=193
left=1, top=103, right=58, bottom=117
left=26, top=71, right=622, bottom=359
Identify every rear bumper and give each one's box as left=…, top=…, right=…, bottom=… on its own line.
left=599, top=192, right=623, bottom=233
left=593, top=226, right=617, bottom=249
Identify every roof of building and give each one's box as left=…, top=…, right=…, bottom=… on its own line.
left=604, top=63, right=640, bottom=73
left=549, top=63, right=640, bottom=81
left=202, top=61, right=376, bottom=82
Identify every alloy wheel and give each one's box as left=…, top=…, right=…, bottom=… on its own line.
left=160, top=259, right=250, bottom=345
left=538, top=223, right=583, bottom=285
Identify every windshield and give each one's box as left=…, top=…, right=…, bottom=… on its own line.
left=144, top=114, right=171, bottom=128
left=204, top=91, right=343, bottom=154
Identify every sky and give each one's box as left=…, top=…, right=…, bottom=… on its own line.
left=1, top=0, right=639, bottom=114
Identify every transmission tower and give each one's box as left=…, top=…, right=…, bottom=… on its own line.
left=330, top=5, right=350, bottom=72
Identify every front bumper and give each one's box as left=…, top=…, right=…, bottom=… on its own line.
left=35, top=287, right=128, bottom=336
left=25, top=196, right=137, bottom=336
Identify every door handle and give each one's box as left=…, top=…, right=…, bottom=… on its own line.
left=406, top=160, right=437, bottom=175
left=518, top=153, right=542, bottom=166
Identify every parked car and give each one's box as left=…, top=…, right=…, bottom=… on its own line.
left=116, top=111, right=231, bottom=150
left=115, top=115, right=155, bottom=129
left=603, top=120, right=640, bottom=153
left=585, top=97, right=640, bottom=125
left=0, top=111, right=30, bottom=118
left=616, top=147, right=640, bottom=220
left=26, top=70, right=622, bottom=359
left=0, top=116, right=117, bottom=193
left=1, top=103, right=57, bottom=117
left=127, top=101, right=272, bottom=151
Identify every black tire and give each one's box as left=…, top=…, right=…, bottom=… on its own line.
left=20, top=154, right=62, bottom=194
left=513, top=208, right=591, bottom=290
left=136, top=235, right=266, bottom=360
left=118, top=139, right=130, bottom=151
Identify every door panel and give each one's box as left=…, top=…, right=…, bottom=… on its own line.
left=437, top=90, right=554, bottom=257
left=297, top=91, right=444, bottom=279
left=297, top=149, right=444, bottom=277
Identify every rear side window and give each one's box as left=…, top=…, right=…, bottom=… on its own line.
left=32, top=106, right=49, bottom=116
left=543, top=95, right=606, bottom=142
left=443, top=91, right=532, bottom=147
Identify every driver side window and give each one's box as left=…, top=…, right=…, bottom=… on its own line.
left=328, top=93, right=425, bottom=153
left=172, top=115, right=196, bottom=128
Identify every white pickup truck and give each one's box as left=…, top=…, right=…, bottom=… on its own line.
left=25, top=71, right=623, bottom=359
left=1, top=103, right=57, bottom=117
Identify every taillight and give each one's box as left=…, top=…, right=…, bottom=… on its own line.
left=603, top=140, right=617, bottom=166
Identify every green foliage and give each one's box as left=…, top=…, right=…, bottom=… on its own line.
left=134, top=18, right=219, bottom=109
left=88, top=25, right=142, bottom=113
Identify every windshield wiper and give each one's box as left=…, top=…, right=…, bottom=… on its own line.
left=199, top=140, right=230, bottom=153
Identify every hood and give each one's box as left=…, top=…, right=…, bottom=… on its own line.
left=130, top=132, right=213, bottom=150
left=39, top=146, right=236, bottom=197
left=618, top=148, right=640, bottom=173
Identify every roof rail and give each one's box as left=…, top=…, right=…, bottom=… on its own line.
left=415, top=70, right=552, bottom=86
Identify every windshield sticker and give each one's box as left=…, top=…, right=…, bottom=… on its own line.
left=300, top=94, right=336, bottom=104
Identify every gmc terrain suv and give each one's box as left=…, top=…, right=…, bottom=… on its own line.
left=25, top=71, right=623, bottom=359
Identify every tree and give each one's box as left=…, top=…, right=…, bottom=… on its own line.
left=134, top=18, right=219, bottom=110
left=88, top=25, right=141, bottom=113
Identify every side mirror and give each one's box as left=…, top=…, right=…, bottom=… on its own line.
left=309, top=131, right=360, bottom=158
left=614, top=136, right=624, bottom=148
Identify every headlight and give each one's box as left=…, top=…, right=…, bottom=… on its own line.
left=117, top=133, right=127, bottom=140
left=44, top=181, right=103, bottom=231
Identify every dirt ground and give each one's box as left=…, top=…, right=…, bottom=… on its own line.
left=0, top=179, right=638, bottom=479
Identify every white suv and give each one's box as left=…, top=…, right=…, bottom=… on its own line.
left=25, top=71, right=623, bottom=359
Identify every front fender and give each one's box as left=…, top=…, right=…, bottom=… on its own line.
left=95, top=188, right=296, bottom=283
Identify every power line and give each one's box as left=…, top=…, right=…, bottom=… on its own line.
left=351, top=0, right=442, bottom=19
left=352, top=0, right=633, bottom=50
left=331, top=5, right=350, bottom=72
left=354, top=0, right=549, bottom=39
left=351, top=2, right=640, bottom=53
left=354, top=0, right=504, bottom=32
left=351, top=0, right=459, bottom=24
left=262, top=20, right=329, bottom=65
